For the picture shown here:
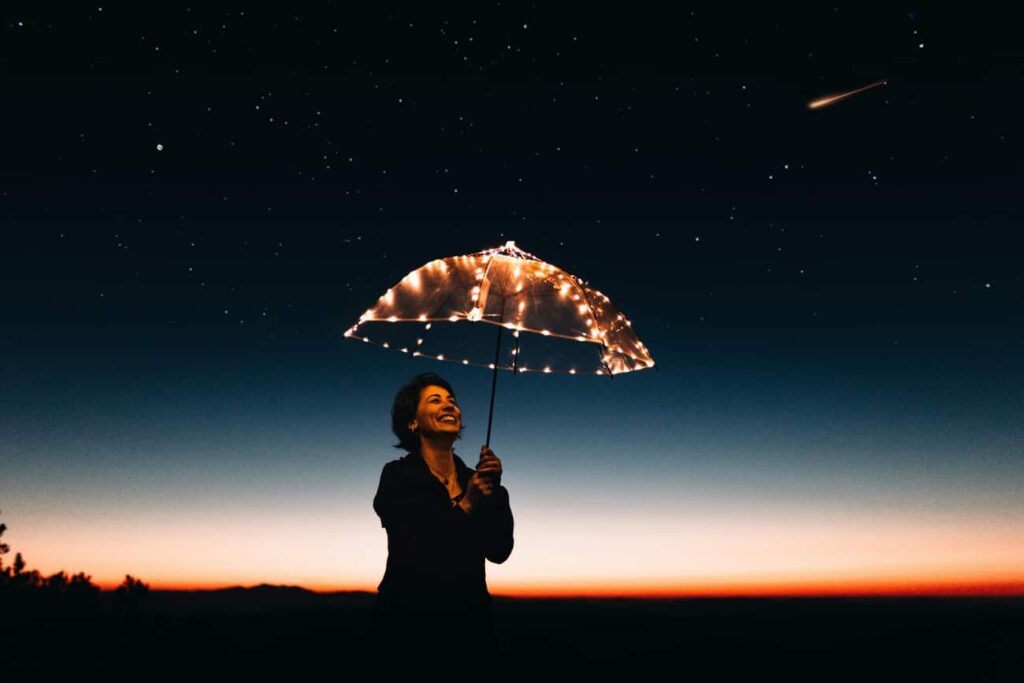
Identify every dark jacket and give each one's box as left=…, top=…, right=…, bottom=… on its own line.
left=372, top=446, right=514, bottom=612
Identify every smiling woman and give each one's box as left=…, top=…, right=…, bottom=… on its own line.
left=367, top=372, right=515, bottom=667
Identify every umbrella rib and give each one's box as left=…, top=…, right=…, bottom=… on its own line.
left=576, top=282, right=614, bottom=377
left=479, top=251, right=501, bottom=320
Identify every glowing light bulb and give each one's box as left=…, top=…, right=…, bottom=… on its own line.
left=388, top=315, right=398, bottom=322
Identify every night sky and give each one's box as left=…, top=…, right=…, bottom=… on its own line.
left=2, top=6, right=1022, bottom=595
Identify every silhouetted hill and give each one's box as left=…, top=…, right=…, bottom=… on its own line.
left=146, top=585, right=376, bottom=615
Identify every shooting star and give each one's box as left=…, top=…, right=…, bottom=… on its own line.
left=808, top=80, right=887, bottom=110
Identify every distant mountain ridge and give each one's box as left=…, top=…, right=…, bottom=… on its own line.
left=147, top=584, right=376, bottom=615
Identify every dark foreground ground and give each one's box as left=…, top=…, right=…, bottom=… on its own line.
left=2, top=587, right=1021, bottom=679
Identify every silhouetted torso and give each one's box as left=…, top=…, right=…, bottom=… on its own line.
left=370, top=446, right=514, bottom=657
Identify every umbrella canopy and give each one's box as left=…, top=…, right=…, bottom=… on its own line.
left=343, top=241, right=655, bottom=377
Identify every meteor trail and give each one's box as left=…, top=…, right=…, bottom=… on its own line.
left=808, top=80, right=887, bottom=110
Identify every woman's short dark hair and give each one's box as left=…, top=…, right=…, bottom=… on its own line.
left=391, top=372, right=463, bottom=452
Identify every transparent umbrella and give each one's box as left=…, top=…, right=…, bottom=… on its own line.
left=344, top=241, right=655, bottom=445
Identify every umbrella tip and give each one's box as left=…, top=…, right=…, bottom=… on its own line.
left=505, top=240, right=516, bottom=249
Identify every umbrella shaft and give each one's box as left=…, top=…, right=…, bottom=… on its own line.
left=485, top=322, right=502, bottom=448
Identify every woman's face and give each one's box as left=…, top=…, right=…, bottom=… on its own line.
left=409, top=384, right=462, bottom=440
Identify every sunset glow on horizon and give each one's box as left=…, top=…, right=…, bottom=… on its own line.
left=10, top=479, right=1023, bottom=597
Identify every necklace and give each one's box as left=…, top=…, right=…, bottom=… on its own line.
left=425, top=461, right=455, bottom=484
left=426, top=462, right=463, bottom=504
left=420, top=451, right=460, bottom=500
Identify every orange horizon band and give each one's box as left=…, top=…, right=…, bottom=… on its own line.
left=101, top=580, right=1024, bottom=598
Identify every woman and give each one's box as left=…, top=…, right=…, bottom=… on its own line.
left=369, top=372, right=515, bottom=663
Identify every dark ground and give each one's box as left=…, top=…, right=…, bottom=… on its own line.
left=2, top=587, right=1021, bottom=679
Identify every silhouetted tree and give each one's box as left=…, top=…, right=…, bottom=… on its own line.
left=0, top=508, right=10, bottom=581
left=69, top=571, right=98, bottom=590
left=7, top=551, right=41, bottom=589
left=113, top=574, right=150, bottom=617
left=43, top=570, right=69, bottom=592
left=12, top=565, right=43, bottom=589
left=65, top=571, right=102, bottom=611
left=13, top=551, right=25, bottom=575
left=0, top=509, right=143, bottom=614
left=121, top=574, right=148, bottom=593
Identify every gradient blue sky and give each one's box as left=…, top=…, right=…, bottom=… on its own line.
left=2, top=7, right=1022, bottom=593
